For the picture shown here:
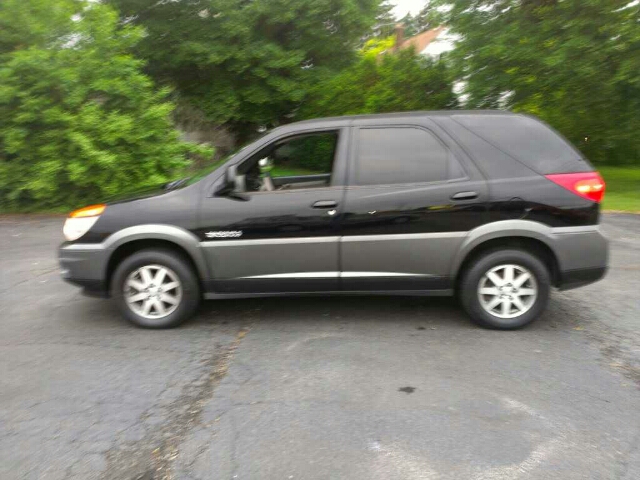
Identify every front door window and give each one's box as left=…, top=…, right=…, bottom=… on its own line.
left=237, top=131, right=338, bottom=193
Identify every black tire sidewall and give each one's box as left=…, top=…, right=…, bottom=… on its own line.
left=111, top=249, right=200, bottom=328
left=460, top=249, right=550, bottom=330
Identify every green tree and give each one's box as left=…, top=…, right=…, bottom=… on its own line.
left=429, top=0, right=640, bottom=164
left=107, top=0, right=383, bottom=142
left=300, top=43, right=458, bottom=118
left=0, top=0, right=208, bottom=210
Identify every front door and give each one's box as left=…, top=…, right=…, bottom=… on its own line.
left=199, top=128, right=348, bottom=293
left=340, top=120, right=488, bottom=292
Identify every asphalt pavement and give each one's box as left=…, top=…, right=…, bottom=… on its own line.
left=1, top=214, right=639, bottom=480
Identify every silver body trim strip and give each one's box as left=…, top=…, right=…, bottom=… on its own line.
left=61, top=243, right=105, bottom=251
left=341, top=271, right=433, bottom=278
left=241, top=272, right=339, bottom=279
left=201, top=232, right=467, bottom=248
left=239, top=271, right=433, bottom=279
left=201, top=236, right=340, bottom=248
left=341, top=232, right=467, bottom=242
left=551, top=225, right=600, bottom=234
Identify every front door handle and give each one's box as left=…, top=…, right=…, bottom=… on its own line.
left=451, top=191, right=478, bottom=201
left=312, top=200, right=338, bottom=209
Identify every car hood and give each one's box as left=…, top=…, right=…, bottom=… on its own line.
left=103, top=179, right=190, bottom=205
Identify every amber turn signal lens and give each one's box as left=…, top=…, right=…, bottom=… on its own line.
left=69, top=204, right=106, bottom=218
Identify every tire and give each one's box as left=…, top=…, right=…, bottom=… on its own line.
left=459, top=248, right=550, bottom=330
left=111, top=248, right=201, bottom=328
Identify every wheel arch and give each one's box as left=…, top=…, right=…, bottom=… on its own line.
left=451, top=221, right=562, bottom=289
left=103, top=225, right=209, bottom=294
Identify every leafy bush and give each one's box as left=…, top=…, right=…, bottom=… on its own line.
left=0, top=0, right=210, bottom=211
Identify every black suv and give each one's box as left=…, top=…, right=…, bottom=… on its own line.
left=59, top=111, right=608, bottom=329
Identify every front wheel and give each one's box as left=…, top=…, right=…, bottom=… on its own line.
left=112, top=249, right=201, bottom=328
left=460, top=249, right=550, bottom=329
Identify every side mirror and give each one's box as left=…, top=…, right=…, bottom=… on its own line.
left=216, top=165, right=249, bottom=201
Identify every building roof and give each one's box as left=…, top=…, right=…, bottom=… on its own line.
left=398, top=26, right=447, bottom=54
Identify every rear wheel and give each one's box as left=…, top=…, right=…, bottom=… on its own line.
left=112, top=249, right=200, bottom=328
left=460, top=249, right=550, bottom=329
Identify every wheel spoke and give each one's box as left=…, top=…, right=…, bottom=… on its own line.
left=127, top=279, right=146, bottom=292
left=160, top=293, right=179, bottom=305
left=503, top=265, right=514, bottom=284
left=154, top=267, right=167, bottom=285
left=153, top=298, right=166, bottom=316
left=127, top=292, right=147, bottom=303
left=501, top=298, right=511, bottom=316
left=486, top=296, right=502, bottom=311
left=513, top=272, right=531, bottom=288
left=163, top=281, right=179, bottom=291
left=512, top=296, right=525, bottom=311
left=518, top=288, right=536, bottom=296
left=479, top=287, right=500, bottom=296
left=141, top=299, right=153, bottom=316
left=487, top=272, right=504, bottom=287
left=140, top=267, right=153, bottom=286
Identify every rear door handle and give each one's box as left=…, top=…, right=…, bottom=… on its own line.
left=451, top=191, right=478, bottom=201
left=312, top=200, right=338, bottom=209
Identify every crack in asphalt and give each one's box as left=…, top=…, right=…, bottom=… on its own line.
left=0, top=264, right=60, bottom=295
left=100, top=327, right=250, bottom=480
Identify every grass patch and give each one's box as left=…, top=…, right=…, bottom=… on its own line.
left=598, top=166, right=640, bottom=212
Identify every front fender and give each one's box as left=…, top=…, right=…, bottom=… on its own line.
left=103, top=224, right=210, bottom=281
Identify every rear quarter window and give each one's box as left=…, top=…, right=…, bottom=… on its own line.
left=451, top=114, right=592, bottom=174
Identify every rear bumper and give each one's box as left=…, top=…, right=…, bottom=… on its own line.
left=59, top=243, right=110, bottom=297
left=557, top=266, right=607, bottom=291
left=552, top=226, right=608, bottom=290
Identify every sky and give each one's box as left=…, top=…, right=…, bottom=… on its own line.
left=390, top=0, right=428, bottom=18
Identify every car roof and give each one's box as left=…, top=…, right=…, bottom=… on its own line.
left=271, top=110, right=521, bottom=132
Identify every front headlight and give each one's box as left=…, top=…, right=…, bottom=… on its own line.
left=63, top=204, right=106, bottom=242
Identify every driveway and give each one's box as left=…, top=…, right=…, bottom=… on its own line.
left=1, top=214, right=639, bottom=479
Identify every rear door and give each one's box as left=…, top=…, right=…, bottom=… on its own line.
left=340, top=118, right=488, bottom=292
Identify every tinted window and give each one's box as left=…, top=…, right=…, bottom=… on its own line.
left=355, top=128, right=449, bottom=185
left=239, top=131, right=338, bottom=192
left=452, top=114, right=592, bottom=174
left=270, top=132, right=336, bottom=177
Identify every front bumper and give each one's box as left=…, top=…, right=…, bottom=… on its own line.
left=59, top=243, right=110, bottom=297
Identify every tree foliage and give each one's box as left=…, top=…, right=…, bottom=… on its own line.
left=429, top=0, right=640, bottom=164
left=398, top=4, right=433, bottom=38
left=0, top=0, right=208, bottom=210
left=300, top=42, right=458, bottom=119
left=107, top=0, right=383, bottom=140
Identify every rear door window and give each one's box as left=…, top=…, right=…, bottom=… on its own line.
left=355, top=127, right=454, bottom=185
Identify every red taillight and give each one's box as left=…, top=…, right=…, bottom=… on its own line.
left=545, top=172, right=606, bottom=203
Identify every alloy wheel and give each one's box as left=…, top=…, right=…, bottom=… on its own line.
left=124, top=264, right=182, bottom=320
left=477, top=264, right=538, bottom=319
